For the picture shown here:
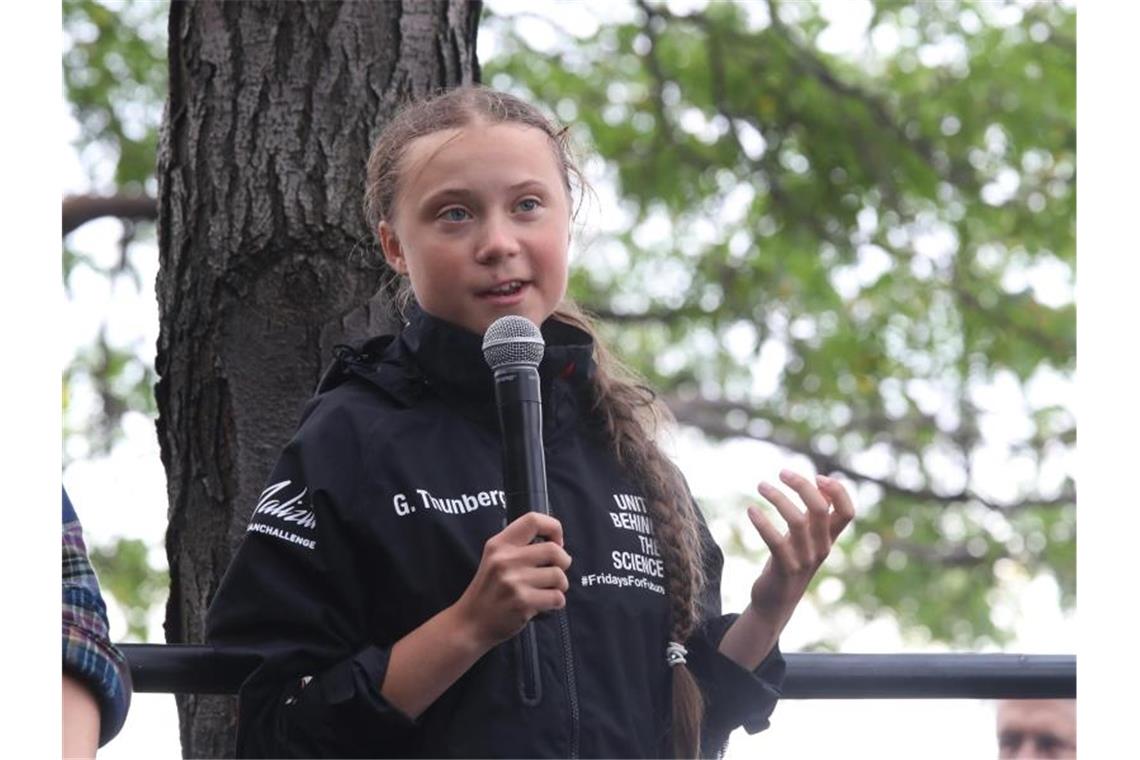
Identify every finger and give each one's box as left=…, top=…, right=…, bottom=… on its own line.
left=746, top=506, right=797, bottom=570
left=522, top=587, right=566, bottom=614
left=779, top=469, right=832, bottom=557
left=518, top=541, right=573, bottom=571
left=817, top=475, right=856, bottom=541
left=757, top=481, right=810, bottom=557
left=504, top=512, right=564, bottom=546
left=517, top=566, right=570, bottom=592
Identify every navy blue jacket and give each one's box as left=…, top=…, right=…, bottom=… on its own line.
left=206, top=307, right=784, bottom=758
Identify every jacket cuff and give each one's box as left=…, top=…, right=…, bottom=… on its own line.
left=686, top=629, right=785, bottom=736
left=290, top=644, right=418, bottom=731
left=318, top=645, right=416, bottom=723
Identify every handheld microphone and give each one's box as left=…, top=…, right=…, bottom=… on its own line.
left=482, top=315, right=548, bottom=707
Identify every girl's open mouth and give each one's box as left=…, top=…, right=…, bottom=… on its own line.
left=480, top=281, right=527, bottom=302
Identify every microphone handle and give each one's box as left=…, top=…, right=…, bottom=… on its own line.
left=494, top=366, right=548, bottom=707
left=500, top=400, right=550, bottom=520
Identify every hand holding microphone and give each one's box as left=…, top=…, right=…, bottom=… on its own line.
left=453, top=511, right=571, bottom=647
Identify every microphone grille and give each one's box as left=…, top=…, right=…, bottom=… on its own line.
left=482, top=315, right=545, bottom=370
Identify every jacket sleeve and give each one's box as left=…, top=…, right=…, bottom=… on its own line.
left=684, top=499, right=786, bottom=758
left=62, top=488, right=133, bottom=747
left=206, top=394, right=418, bottom=758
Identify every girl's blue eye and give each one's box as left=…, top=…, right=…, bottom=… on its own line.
left=517, top=198, right=541, bottom=212
left=440, top=207, right=469, bottom=222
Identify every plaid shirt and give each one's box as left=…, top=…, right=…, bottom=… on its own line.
left=62, top=488, right=132, bottom=746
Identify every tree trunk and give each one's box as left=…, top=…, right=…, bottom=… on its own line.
left=154, top=1, right=480, bottom=755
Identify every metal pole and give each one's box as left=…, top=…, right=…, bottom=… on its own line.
left=118, top=645, right=1075, bottom=699
left=781, top=653, right=1075, bottom=699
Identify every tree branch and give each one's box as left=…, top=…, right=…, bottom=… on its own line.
left=663, top=393, right=1075, bottom=513
left=579, top=302, right=696, bottom=325
left=62, top=193, right=158, bottom=237
left=953, top=285, right=1072, bottom=361
left=761, top=0, right=974, bottom=189
left=647, top=0, right=973, bottom=190
left=633, top=0, right=717, bottom=171
left=882, top=538, right=992, bottom=568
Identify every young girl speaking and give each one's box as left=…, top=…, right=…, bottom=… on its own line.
left=207, top=86, right=854, bottom=759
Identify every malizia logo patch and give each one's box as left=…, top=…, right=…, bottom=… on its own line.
left=247, top=480, right=317, bottom=550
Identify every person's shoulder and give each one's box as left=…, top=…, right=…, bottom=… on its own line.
left=292, top=375, right=403, bottom=449
left=289, top=343, right=437, bottom=465
left=313, top=373, right=401, bottom=413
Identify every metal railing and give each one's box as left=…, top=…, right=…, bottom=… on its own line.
left=119, top=645, right=1075, bottom=699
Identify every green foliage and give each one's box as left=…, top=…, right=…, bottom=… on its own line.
left=89, top=537, right=169, bottom=642
left=64, top=326, right=158, bottom=462
left=64, top=0, right=168, bottom=639
left=63, top=0, right=167, bottom=192
left=484, top=0, right=1075, bottom=647
left=63, top=0, right=165, bottom=462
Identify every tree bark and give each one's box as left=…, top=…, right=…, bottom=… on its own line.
left=154, top=1, right=480, bottom=756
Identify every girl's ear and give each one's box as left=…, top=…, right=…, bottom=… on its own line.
left=378, top=221, right=407, bottom=274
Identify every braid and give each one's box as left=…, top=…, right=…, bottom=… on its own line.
left=553, top=302, right=707, bottom=758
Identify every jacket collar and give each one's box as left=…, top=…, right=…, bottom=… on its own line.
left=397, top=303, right=596, bottom=405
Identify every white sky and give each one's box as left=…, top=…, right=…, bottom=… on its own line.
left=8, top=0, right=1117, bottom=757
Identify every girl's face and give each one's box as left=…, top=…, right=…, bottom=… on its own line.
left=379, top=121, right=572, bottom=336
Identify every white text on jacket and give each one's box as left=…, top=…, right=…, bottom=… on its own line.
left=392, top=488, right=507, bottom=516
left=253, top=481, right=317, bottom=530
left=247, top=480, right=317, bottom=550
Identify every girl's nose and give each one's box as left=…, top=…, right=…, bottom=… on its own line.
left=474, top=214, right=520, bottom=264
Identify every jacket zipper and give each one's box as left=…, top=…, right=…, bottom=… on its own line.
left=516, top=624, right=542, bottom=706
left=544, top=392, right=580, bottom=759
left=558, top=607, right=580, bottom=758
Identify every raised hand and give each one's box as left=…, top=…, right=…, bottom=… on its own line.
left=718, top=469, right=856, bottom=671
left=746, top=469, right=855, bottom=616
